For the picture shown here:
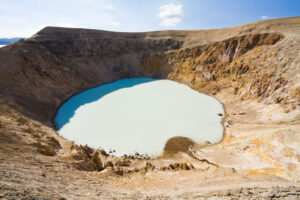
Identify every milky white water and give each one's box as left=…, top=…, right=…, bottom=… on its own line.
left=55, top=78, right=224, bottom=156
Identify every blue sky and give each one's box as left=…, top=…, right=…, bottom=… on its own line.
left=0, top=0, right=299, bottom=37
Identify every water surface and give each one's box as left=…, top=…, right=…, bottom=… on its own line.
left=55, top=78, right=224, bottom=156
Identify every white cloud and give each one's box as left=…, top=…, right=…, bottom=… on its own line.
left=158, top=3, right=183, bottom=27
left=261, top=16, right=270, bottom=20
left=101, top=4, right=116, bottom=11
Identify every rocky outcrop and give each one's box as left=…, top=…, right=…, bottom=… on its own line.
left=71, top=147, right=104, bottom=171
left=166, top=33, right=284, bottom=96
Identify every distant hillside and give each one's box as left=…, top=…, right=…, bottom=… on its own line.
left=0, top=37, right=24, bottom=45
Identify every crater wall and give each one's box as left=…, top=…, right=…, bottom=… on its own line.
left=0, top=17, right=299, bottom=127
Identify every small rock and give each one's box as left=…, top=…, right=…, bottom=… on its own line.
left=104, top=161, right=114, bottom=169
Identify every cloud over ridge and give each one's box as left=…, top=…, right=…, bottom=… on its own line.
left=158, top=3, right=183, bottom=27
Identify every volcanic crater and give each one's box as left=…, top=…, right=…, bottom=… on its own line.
left=0, top=17, right=299, bottom=199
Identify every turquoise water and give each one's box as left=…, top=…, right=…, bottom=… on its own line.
left=55, top=78, right=224, bottom=156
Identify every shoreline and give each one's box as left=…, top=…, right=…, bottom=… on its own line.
left=53, top=78, right=227, bottom=158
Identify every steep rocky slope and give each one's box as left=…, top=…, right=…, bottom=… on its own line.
left=0, top=17, right=299, bottom=199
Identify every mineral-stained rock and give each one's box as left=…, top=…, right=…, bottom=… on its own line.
left=99, top=149, right=109, bottom=157
left=180, top=163, right=190, bottom=170
left=167, top=163, right=192, bottom=171
left=290, top=86, right=300, bottom=99
left=69, top=144, right=105, bottom=171
left=33, top=142, right=57, bottom=156
left=90, top=151, right=103, bottom=171
left=70, top=144, right=94, bottom=159
left=113, top=167, right=124, bottom=175
left=75, top=151, right=103, bottom=171
left=104, top=161, right=114, bottom=169
left=115, top=159, right=131, bottom=167
left=140, top=162, right=155, bottom=173
left=45, top=136, right=61, bottom=150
